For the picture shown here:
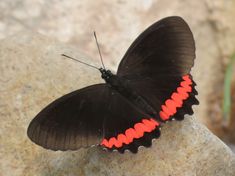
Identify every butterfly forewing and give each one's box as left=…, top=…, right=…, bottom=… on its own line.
left=117, top=16, right=195, bottom=76
left=28, top=84, right=107, bottom=150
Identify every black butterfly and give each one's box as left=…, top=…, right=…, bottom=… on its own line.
left=27, top=16, right=199, bottom=153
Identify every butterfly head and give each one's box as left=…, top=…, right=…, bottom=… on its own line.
left=99, top=68, right=113, bottom=81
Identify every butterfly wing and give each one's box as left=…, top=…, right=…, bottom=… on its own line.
left=27, top=84, right=160, bottom=153
left=117, top=16, right=199, bottom=121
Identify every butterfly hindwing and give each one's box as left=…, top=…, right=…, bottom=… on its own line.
left=100, top=89, right=161, bottom=153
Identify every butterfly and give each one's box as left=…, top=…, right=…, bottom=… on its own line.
left=27, top=16, right=199, bottom=153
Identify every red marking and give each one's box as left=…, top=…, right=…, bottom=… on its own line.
left=161, top=105, right=170, bottom=116
left=159, top=111, right=168, bottom=120
left=159, top=74, right=193, bottom=120
left=180, top=81, right=192, bottom=92
left=165, top=99, right=177, bottom=114
left=171, top=93, right=183, bottom=107
left=142, top=119, right=156, bottom=130
left=177, top=87, right=188, bottom=99
left=125, top=128, right=135, bottom=143
left=105, top=137, right=116, bottom=148
left=101, top=118, right=159, bottom=148
left=182, top=75, right=192, bottom=83
left=117, top=134, right=128, bottom=145
left=134, top=123, right=146, bottom=137
left=150, top=118, right=159, bottom=126
left=134, top=124, right=144, bottom=138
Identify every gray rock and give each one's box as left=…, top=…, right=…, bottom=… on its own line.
left=0, top=32, right=235, bottom=176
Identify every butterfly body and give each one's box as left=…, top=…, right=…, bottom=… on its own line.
left=100, top=68, right=157, bottom=118
left=27, top=16, right=199, bottom=153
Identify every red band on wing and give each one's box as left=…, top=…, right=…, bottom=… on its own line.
left=159, top=75, right=192, bottom=120
left=101, top=118, right=159, bottom=148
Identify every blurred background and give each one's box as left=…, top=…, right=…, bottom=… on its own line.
left=0, top=0, right=235, bottom=151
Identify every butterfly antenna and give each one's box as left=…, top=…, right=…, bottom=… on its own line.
left=61, top=54, right=100, bottom=70
left=94, top=31, right=106, bottom=69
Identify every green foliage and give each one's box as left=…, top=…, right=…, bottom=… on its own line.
left=223, top=53, right=235, bottom=121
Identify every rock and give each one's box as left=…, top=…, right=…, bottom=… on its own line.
left=0, top=32, right=235, bottom=176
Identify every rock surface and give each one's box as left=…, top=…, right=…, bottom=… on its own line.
left=0, top=32, right=235, bottom=176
